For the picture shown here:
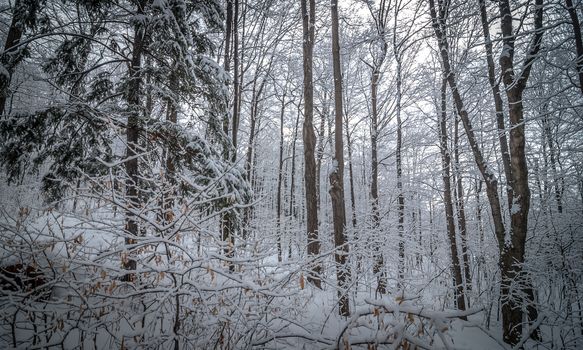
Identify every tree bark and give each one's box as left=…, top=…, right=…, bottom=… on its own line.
left=453, top=118, right=472, bottom=294
left=220, top=0, right=238, bottom=272
left=122, top=0, right=147, bottom=282
left=276, top=91, right=287, bottom=262
left=542, top=113, right=563, bottom=213
left=316, top=93, right=328, bottom=206
left=369, top=41, right=389, bottom=298
left=497, top=0, right=544, bottom=344
left=222, top=0, right=233, bottom=137
left=231, top=0, right=240, bottom=163
left=345, top=121, right=357, bottom=230
left=395, top=53, right=405, bottom=289
left=288, top=104, right=301, bottom=259
left=366, top=0, right=390, bottom=297
left=330, top=0, right=350, bottom=316
left=301, top=0, right=322, bottom=288
left=439, top=78, right=467, bottom=317
left=478, top=0, right=513, bottom=212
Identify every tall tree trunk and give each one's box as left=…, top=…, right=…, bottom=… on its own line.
left=542, top=113, right=563, bottom=213
left=453, top=118, right=472, bottom=294
left=301, top=0, right=321, bottom=288
left=497, top=0, right=544, bottom=344
left=288, top=106, right=301, bottom=259
left=439, top=78, right=467, bottom=317
left=316, top=95, right=328, bottom=206
left=222, top=0, right=233, bottom=137
left=395, top=55, right=405, bottom=289
left=367, top=0, right=390, bottom=296
left=276, top=92, right=287, bottom=262
left=163, top=70, right=178, bottom=227
left=330, top=0, right=350, bottom=316
left=345, top=121, right=357, bottom=230
left=123, top=0, right=147, bottom=282
left=231, top=0, right=240, bottom=163
left=565, top=0, right=583, bottom=95
left=344, top=117, right=358, bottom=275
left=370, top=51, right=387, bottom=297
left=220, top=0, right=236, bottom=271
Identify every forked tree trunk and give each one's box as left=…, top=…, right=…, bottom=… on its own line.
left=330, top=0, right=350, bottom=316
left=431, top=0, right=544, bottom=344
left=497, top=0, right=544, bottom=344
left=478, top=0, right=513, bottom=212
left=301, top=0, right=322, bottom=288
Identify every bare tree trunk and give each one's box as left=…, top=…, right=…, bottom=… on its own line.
left=289, top=103, right=301, bottom=259
left=330, top=0, right=350, bottom=316
left=344, top=126, right=357, bottom=231
left=231, top=0, right=240, bottom=163
left=344, top=116, right=359, bottom=280
left=220, top=0, right=234, bottom=270
left=276, top=92, right=287, bottom=262
left=542, top=113, right=563, bottom=213
left=345, top=114, right=361, bottom=281
left=475, top=178, right=484, bottom=294
left=497, top=0, right=544, bottom=344
left=565, top=0, right=583, bottom=95
left=316, top=94, right=328, bottom=206
left=439, top=78, right=467, bottom=317
left=370, top=66, right=386, bottom=295
left=478, top=0, right=513, bottom=212
left=222, top=0, right=233, bottom=137
left=453, top=118, right=472, bottom=295
left=301, top=0, right=322, bottom=288
left=162, top=70, right=178, bottom=227
left=122, top=0, right=147, bottom=282
left=367, top=0, right=389, bottom=297
left=395, top=55, right=405, bottom=289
